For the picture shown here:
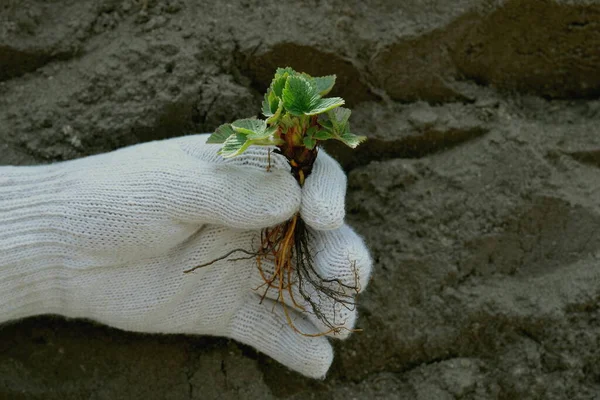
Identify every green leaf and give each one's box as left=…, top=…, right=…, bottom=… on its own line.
left=313, top=75, right=336, bottom=96
left=262, top=90, right=275, bottom=117
left=265, top=100, right=283, bottom=124
left=262, top=98, right=271, bottom=117
left=275, top=67, right=297, bottom=78
left=282, top=75, right=345, bottom=116
left=313, top=129, right=333, bottom=140
left=268, top=90, right=280, bottom=111
left=338, top=131, right=367, bottom=148
left=231, top=118, right=267, bottom=136
left=305, top=97, right=345, bottom=115
left=271, top=67, right=297, bottom=98
left=219, top=132, right=252, bottom=158
left=272, top=75, right=288, bottom=98
left=303, top=126, right=320, bottom=149
left=253, top=136, right=285, bottom=146
left=248, top=125, right=277, bottom=140
left=328, top=107, right=352, bottom=131
left=303, top=136, right=317, bottom=149
left=282, top=75, right=319, bottom=116
left=318, top=118, right=333, bottom=131
left=207, top=124, right=236, bottom=144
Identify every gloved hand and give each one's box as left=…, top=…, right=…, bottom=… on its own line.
left=0, top=134, right=372, bottom=378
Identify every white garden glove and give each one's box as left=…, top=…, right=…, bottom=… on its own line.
left=0, top=134, right=372, bottom=379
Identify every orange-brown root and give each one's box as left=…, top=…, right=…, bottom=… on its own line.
left=256, top=213, right=361, bottom=337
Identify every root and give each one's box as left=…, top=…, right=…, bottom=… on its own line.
left=183, top=248, right=258, bottom=273
left=184, top=214, right=361, bottom=337
left=257, top=214, right=361, bottom=337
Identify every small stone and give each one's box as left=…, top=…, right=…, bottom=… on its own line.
left=475, top=98, right=499, bottom=108
left=145, top=15, right=167, bottom=31
left=408, top=108, right=438, bottom=128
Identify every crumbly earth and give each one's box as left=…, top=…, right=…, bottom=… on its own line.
left=1, top=0, right=600, bottom=398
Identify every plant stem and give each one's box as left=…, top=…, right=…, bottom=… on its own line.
left=278, top=122, right=319, bottom=185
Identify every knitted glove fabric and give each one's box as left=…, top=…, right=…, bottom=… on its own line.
left=0, top=134, right=372, bottom=378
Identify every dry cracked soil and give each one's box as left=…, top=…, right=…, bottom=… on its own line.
left=1, top=0, right=600, bottom=399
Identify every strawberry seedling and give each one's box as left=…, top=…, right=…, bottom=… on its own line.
left=185, top=67, right=366, bottom=336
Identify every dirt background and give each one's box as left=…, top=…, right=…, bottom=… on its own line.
left=1, top=0, right=600, bottom=398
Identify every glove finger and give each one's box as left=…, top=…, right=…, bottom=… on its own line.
left=227, top=296, right=333, bottom=379
left=300, top=150, right=346, bottom=231
left=175, top=135, right=346, bottom=231
left=309, top=224, right=373, bottom=294
left=175, top=134, right=291, bottom=172
left=171, top=161, right=301, bottom=230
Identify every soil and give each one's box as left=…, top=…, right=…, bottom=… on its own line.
left=1, top=0, right=600, bottom=398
